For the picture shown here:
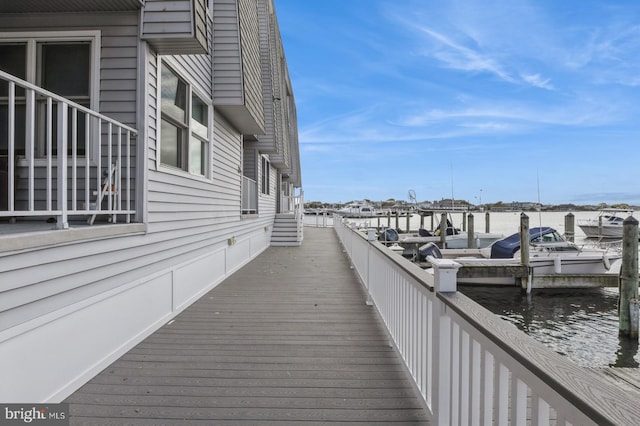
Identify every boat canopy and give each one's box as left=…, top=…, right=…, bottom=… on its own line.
left=490, top=227, right=556, bottom=259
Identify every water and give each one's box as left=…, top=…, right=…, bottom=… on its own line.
left=460, top=286, right=639, bottom=368
left=323, top=210, right=640, bottom=368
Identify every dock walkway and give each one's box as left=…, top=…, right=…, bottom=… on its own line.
left=66, top=227, right=431, bottom=424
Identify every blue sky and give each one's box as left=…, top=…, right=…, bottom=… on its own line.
left=274, top=0, right=640, bottom=206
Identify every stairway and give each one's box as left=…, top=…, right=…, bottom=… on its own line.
left=270, top=213, right=303, bottom=246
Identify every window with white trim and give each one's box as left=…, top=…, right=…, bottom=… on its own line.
left=159, top=62, right=209, bottom=177
left=261, top=155, right=270, bottom=195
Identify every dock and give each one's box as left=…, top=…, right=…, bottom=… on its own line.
left=65, top=227, right=430, bottom=424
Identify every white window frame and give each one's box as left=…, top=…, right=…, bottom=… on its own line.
left=261, top=155, right=270, bottom=195
left=0, top=30, right=100, bottom=162
left=157, top=59, right=212, bottom=180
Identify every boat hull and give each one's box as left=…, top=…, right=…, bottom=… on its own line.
left=578, top=224, right=623, bottom=239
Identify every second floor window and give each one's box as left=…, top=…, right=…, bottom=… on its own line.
left=160, top=62, right=209, bottom=177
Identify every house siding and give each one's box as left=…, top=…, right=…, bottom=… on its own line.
left=212, top=0, right=264, bottom=134
left=0, top=0, right=294, bottom=403
left=141, top=0, right=208, bottom=54
left=238, top=0, right=265, bottom=131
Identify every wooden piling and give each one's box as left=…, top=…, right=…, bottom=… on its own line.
left=520, top=213, right=530, bottom=267
left=387, top=211, right=391, bottom=228
left=520, top=213, right=531, bottom=293
left=440, top=212, right=447, bottom=248
left=485, top=211, right=490, bottom=233
left=420, top=214, right=425, bottom=229
left=564, top=213, right=575, bottom=242
left=406, top=212, right=411, bottom=233
left=467, top=213, right=475, bottom=249
left=462, top=212, right=467, bottom=232
left=619, top=216, right=639, bottom=338
left=395, top=210, right=399, bottom=230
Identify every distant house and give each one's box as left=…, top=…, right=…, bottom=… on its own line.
left=0, top=0, right=301, bottom=402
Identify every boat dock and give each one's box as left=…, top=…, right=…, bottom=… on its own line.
left=65, top=227, right=430, bottom=424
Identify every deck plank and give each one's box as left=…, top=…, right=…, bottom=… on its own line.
left=66, top=227, right=431, bottom=424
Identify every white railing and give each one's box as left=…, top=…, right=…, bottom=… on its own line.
left=242, top=176, right=257, bottom=214
left=0, top=70, right=137, bottom=228
left=335, top=215, right=640, bottom=425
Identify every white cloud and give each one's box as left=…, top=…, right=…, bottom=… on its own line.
left=521, top=73, right=554, bottom=90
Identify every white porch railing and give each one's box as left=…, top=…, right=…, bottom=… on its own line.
left=335, top=216, right=640, bottom=425
left=242, top=176, right=257, bottom=214
left=0, top=69, right=137, bottom=228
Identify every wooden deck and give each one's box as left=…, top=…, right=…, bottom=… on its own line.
left=65, top=226, right=431, bottom=425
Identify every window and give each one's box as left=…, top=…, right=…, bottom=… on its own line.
left=160, top=62, right=209, bottom=177
left=0, top=35, right=95, bottom=157
left=261, top=156, right=270, bottom=195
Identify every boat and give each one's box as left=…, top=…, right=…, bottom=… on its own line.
left=485, top=227, right=621, bottom=273
left=335, top=201, right=378, bottom=218
left=399, top=216, right=503, bottom=249
left=420, top=227, right=622, bottom=285
left=578, top=208, right=634, bottom=239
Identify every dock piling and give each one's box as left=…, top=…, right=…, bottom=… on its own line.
left=485, top=211, right=490, bottom=233
left=619, top=216, right=639, bottom=338
left=440, top=212, right=447, bottom=248
left=520, top=213, right=531, bottom=293
left=467, top=213, right=475, bottom=249
left=565, top=213, right=575, bottom=242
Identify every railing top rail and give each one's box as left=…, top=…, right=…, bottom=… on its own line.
left=0, top=69, right=137, bottom=135
left=334, top=215, right=435, bottom=292
left=439, top=291, right=640, bottom=425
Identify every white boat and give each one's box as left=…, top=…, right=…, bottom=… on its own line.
left=578, top=208, right=634, bottom=239
left=335, top=201, right=378, bottom=218
left=421, top=227, right=622, bottom=285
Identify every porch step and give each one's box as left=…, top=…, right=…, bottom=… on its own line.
left=270, top=213, right=303, bottom=247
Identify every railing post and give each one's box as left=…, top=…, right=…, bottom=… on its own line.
left=57, top=102, right=69, bottom=229
left=432, top=296, right=452, bottom=425
left=365, top=230, right=376, bottom=306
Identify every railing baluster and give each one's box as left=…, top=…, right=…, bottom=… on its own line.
left=85, top=114, right=90, bottom=211
left=96, top=120, right=101, bottom=212
left=496, top=363, right=509, bottom=425
left=8, top=82, right=15, bottom=211
left=26, top=89, right=35, bottom=211
left=107, top=122, right=112, bottom=215
left=57, top=102, right=68, bottom=229
left=71, top=107, right=77, bottom=211
left=46, top=98, right=52, bottom=212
